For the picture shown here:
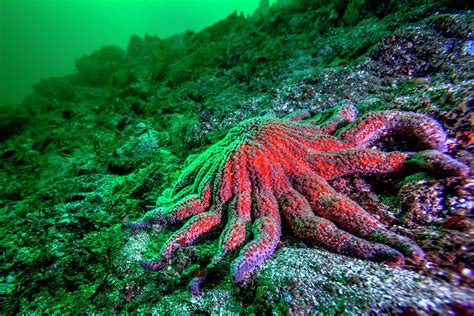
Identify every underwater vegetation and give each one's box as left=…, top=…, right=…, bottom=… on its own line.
left=1, top=0, right=473, bottom=314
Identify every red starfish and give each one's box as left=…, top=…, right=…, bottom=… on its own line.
left=127, top=106, right=468, bottom=294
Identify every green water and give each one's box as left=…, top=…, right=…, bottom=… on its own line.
left=0, top=0, right=266, bottom=106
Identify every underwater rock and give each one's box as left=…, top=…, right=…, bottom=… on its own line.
left=400, top=180, right=447, bottom=224
left=251, top=247, right=474, bottom=315
left=75, top=45, right=125, bottom=86
left=371, top=12, right=473, bottom=77
left=0, top=108, right=29, bottom=143
left=399, top=177, right=473, bottom=225
left=373, top=28, right=443, bottom=77
left=108, top=123, right=161, bottom=175
left=32, top=76, right=75, bottom=103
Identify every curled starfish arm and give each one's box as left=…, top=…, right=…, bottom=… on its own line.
left=338, top=111, right=448, bottom=151
left=406, top=150, right=469, bottom=177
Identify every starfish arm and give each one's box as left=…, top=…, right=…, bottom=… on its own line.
left=279, top=187, right=404, bottom=265
left=369, top=230, right=425, bottom=264
left=213, top=152, right=253, bottom=257
left=126, top=183, right=212, bottom=231
left=220, top=193, right=252, bottom=251
left=406, top=150, right=469, bottom=177
left=292, top=173, right=379, bottom=234
left=267, top=124, right=350, bottom=154
left=282, top=109, right=312, bottom=121
left=164, top=144, right=226, bottom=203
left=166, top=189, right=212, bottom=223
left=188, top=191, right=252, bottom=294
left=168, top=137, right=237, bottom=202
left=309, top=148, right=408, bottom=179
left=317, top=104, right=358, bottom=134
left=338, top=111, right=448, bottom=151
left=194, top=151, right=252, bottom=272
left=231, top=216, right=281, bottom=283
left=188, top=150, right=254, bottom=294
left=125, top=208, right=162, bottom=231
left=140, top=209, right=222, bottom=271
left=293, top=173, right=424, bottom=263
left=231, top=164, right=282, bottom=284
left=188, top=219, right=247, bottom=294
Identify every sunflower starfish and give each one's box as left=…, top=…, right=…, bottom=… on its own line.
left=127, top=106, right=468, bottom=294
